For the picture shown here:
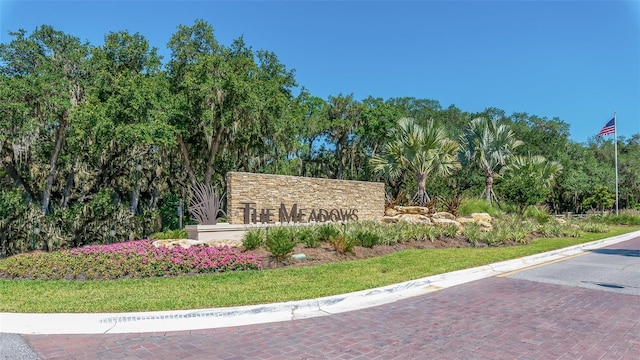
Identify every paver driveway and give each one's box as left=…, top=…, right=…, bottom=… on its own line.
left=21, top=237, right=640, bottom=359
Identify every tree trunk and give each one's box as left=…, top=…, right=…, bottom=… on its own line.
left=241, top=149, right=250, bottom=172
left=177, top=135, right=197, bottom=187
left=485, top=174, right=494, bottom=203
left=0, top=143, right=35, bottom=203
left=302, top=137, right=315, bottom=177
left=415, top=172, right=429, bottom=206
left=149, top=188, right=160, bottom=210
left=131, top=185, right=140, bottom=215
left=60, top=156, right=78, bottom=209
left=204, top=126, right=225, bottom=188
left=130, top=182, right=140, bottom=214
left=335, top=140, right=345, bottom=180
left=41, top=114, right=67, bottom=214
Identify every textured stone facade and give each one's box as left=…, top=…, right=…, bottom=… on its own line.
left=226, top=172, right=385, bottom=225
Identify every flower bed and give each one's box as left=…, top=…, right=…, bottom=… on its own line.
left=0, top=239, right=262, bottom=280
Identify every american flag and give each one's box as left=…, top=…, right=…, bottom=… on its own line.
left=597, top=118, right=615, bottom=137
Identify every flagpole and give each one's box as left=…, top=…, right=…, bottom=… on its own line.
left=614, top=111, right=619, bottom=215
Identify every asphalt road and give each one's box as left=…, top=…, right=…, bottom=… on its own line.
left=506, top=238, right=640, bottom=296
left=0, top=333, right=40, bottom=360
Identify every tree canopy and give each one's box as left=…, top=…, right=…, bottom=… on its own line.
left=1, top=21, right=638, bottom=256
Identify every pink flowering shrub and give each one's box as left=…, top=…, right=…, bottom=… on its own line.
left=0, top=239, right=262, bottom=280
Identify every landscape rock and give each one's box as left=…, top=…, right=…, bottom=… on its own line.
left=398, top=214, right=431, bottom=224
left=384, top=207, right=399, bottom=216
left=456, top=217, right=477, bottom=225
left=292, top=253, right=307, bottom=261
left=381, top=209, right=494, bottom=230
left=381, top=215, right=402, bottom=223
left=476, top=220, right=492, bottom=228
left=431, top=218, right=462, bottom=228
left=152, top=239, right=203, bottom=249
left=394, top=206, right=429, bottom=215
left=471, top=213, right=493, bottom=223
left=432, top=212, right=456, bottom=220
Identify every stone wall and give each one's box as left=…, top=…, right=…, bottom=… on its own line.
left=226, top=172, right=385, bottom=225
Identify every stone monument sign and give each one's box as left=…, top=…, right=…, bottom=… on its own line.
left=226, top=172, right=385, bottom=225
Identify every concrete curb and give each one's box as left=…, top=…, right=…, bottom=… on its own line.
left=2, top=230, right=639, bottom=335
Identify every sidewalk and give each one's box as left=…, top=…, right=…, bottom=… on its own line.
left=2, top=230, right=639, bottom=335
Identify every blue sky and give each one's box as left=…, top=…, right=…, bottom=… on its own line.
left=1, top=1, right=639, bottom=144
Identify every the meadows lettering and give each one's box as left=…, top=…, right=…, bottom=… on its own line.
left=240, top=202, right=359, bottom=224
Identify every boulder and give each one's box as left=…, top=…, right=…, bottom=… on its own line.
left=394, top=206, right=429, bottom=215
left=431, top=218, right=461, bottom=228
left=203, top=239, right=243, bottom=247
left=477, top=220, right=492, bottom=229
left=385, top=207, right=400, bottom=216
left=432, top=212, right=456, bottom=220
left=471, top=213, right=492, bottom=223
left=152, top=239, right=204, bottom=249
left=456, top=217, right=477, bottom=225
left=381, top=215, right=402, bottom=223
left=456, top=216, right=493, bottom=231
left=397, top=213, right=431, bottom=224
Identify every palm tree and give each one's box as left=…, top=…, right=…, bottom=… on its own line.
left=460, top=117, right=523, bottom=203
left=370, top=117, right=460, bottom=206
left=507, top=154, right=563, bottom=187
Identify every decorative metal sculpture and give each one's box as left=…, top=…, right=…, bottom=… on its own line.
left=189, top=181, right=226, bottom=225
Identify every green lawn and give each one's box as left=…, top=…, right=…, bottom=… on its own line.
left=1, top=225, right=638, bottom=313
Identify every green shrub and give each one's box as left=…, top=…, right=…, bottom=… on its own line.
left=458, top=199, right=500, bottom=217
left=462, top=223, right=486, bottom=245
left=561, top=226, right=582, bottom=238
left=428, top=225, right=445, bottom=241
left=157, top=193, right=196, bottom=231
left=407, top=224, right=428, bottom=242
left=317, top=223, right=341, bottom=242
left=353, top=230, right=380, bottom=248
left=243, top=229, right=266, bottom=250
left=537, top=222, right=564, bottom=237
left=524, top=206, right=551, bottom=224
left=265, top=227, right=296, bottom=261
left=442, top=224, right=459, bottom=238
left=150, top=229, right=188, bottom=240
left=380, top=222, right=407, bottom=244
left=578, top=222, right=609, bottom=233
left=329, top=235, right=356, bottom=255
left=294, top=227, right=320, bottom=248
left=395, top=224, right=417, bottom=242
left=485, top=225, right=511, bottom=245
left=513, top=227, right=530, bottom=243
left=599, top=213, right=640, bottom=226
left=535, top=220, right=582, bottom=238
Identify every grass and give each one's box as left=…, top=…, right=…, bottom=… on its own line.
left=1, top=225, right=637, bottom=314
